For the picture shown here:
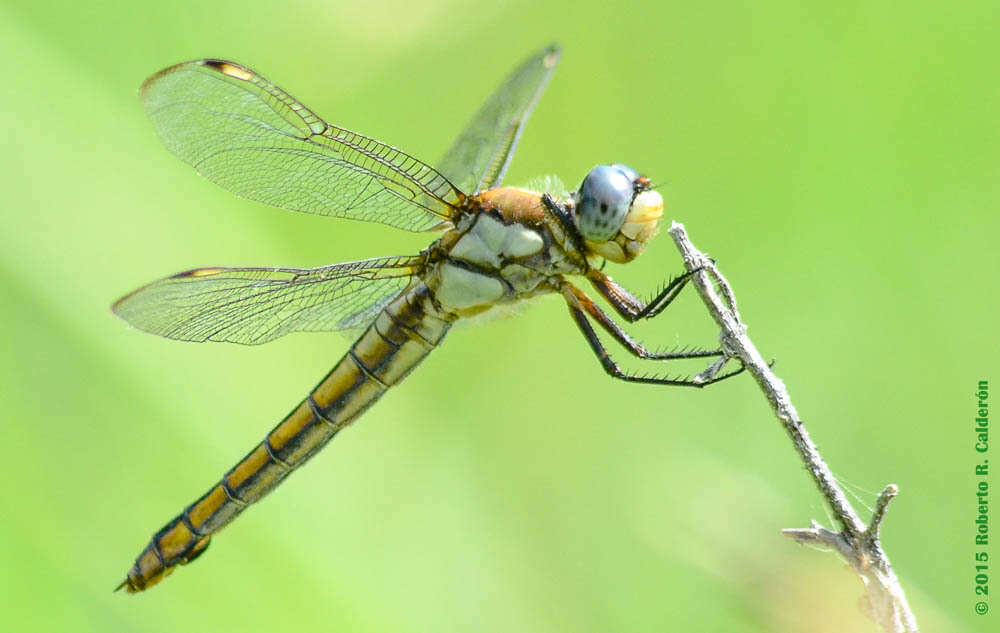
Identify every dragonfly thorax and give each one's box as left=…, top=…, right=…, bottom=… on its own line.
left=424, top=191, right=583, bottom=317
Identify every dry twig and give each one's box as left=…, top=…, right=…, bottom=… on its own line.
left=668, top=222, right=918, bottom=633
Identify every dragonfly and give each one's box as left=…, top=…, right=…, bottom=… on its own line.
left=114, top=45, right=742, bottom=593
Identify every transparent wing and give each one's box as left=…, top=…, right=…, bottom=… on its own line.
left=436, top=45, right=560, bottom=194
left=141, top=59, right=464, bottom=231
left=113, top=256, right=421, bottom=344
left=522, top=174, right=568, bottom=198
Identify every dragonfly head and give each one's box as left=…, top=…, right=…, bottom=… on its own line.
left=573, top=164, right=663, bottom=263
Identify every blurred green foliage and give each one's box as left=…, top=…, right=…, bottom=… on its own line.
left=1, top=1, right=997, bottom=632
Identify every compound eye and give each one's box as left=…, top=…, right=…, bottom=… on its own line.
left=577, top=165, right=633, bottom=241
left=610, top=163, right=640, bottom=183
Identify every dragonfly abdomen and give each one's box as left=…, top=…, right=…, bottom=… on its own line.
left=120, top=282, right=454, bottom=592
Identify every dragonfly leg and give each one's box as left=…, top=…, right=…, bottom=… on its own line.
left=560, top=283, right=744, bottom=387
left=586, top=268, right=699, bottom=322
left=563, top=283, right=721, bottom=360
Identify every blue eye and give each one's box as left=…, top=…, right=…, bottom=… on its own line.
left=576, top=165, right=633, bottom=241
left=610, top=163, right=639, bottom=182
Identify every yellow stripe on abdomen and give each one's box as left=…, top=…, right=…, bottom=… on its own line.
left=120, top=282, right=453, bottom=592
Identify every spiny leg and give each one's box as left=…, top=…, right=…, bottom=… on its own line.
left=586, top=268, right=700, bottom=322
left=563, top=283, right=720, bottom=360
left=560, top=283, right=745, bottom=387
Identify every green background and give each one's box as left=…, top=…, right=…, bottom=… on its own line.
left=2, top=1, right=996, bottom=631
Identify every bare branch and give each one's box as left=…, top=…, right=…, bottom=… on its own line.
left=668, top=222, right=919, bottom=633
left=867, top=484, right=899, bottom=544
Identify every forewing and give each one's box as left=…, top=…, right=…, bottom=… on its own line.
left=141, top=60, right=464, bottom=231
left=436, top=45, right=560, bottom=194
left=113, top=257, right=420, bottom=344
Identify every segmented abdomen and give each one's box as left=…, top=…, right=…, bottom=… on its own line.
left=121, top=282, right=453, bottom=592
